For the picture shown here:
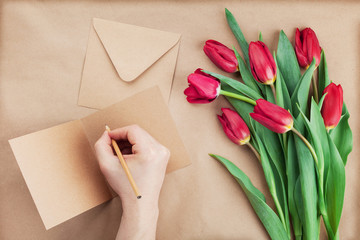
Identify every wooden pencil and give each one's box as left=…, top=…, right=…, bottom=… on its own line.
left=105, top=125, right=141, bottom=199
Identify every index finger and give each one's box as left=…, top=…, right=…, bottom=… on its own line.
left=108, top=125, right=152, bottom=146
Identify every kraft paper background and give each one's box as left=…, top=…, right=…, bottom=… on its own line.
left=0, top=0, right=359, bottom=239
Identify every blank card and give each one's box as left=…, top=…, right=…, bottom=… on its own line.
left=9, top=86, right=191, bottom=229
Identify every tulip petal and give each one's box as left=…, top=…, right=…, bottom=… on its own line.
left=250, top=113, right=289, bottom=134
left=187, top=73, right=220, bottom=99
left=204, top=43, right=238, bottom=73
left=184, top=85, right=199, bottom=98
left=301, top=29, right=309, bottom=53
left=222, top=108, right=250, bottom=141
left=254, top=99, right=293, bottom=127
left=206, top=40, right=238, bottom=62
left=307, top=30, right=321, bottom=66
left=218, top=114, right=241, bottom=144
left=186, top=97, right=213, bottom=104
left=249, top=41, right=276, bottom=84
left=185, top=86, right=213, bottom=103
left=194, top=68, right=218, bottom=80
left=321, top=83, right=343, bottom=129
left=295, top=28, right=321, bottom=68
left=295, top=28, right=309, bottom=67
left=306, top=30, right=315, bottom=65
left=262, top=42, right=277, bottom=78
left=206, top=40, right=227, bottom=48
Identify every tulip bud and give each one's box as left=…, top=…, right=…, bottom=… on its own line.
left=184, top=68, right=221, bottom=104
left=218, top=108, right=250, bottom=145
left=250, top=99, right=293, bottom=133
left=295, top=28, right=321, bottom=68
left=321, top=83, right=343, bottom=130
left=203, top=40, right=238, bottom=73
left=249, top=41, right=277, bottom=85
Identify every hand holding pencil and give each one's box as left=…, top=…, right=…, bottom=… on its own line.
left=105, top=125, right=141, bottom=199
left=94, top=124, right=170, bottom=206
left=94, top=124, right=170, bottom=239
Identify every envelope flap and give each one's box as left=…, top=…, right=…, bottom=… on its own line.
left=93, top=18, right=181, bottom=82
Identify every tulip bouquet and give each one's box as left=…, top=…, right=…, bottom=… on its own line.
left=184, top=9, right=352, bottom=240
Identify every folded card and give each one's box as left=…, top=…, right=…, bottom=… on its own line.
left=78, top=18, right=181, bottom=109
left=9, top=87, right=190, bottom=230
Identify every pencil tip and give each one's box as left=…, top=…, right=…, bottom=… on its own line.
left=105, top=125, right=110, bottom=132
left=137, top=196, right=142, bottom=199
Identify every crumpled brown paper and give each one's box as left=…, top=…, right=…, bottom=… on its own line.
left=1, top=0, right=359, bottom=239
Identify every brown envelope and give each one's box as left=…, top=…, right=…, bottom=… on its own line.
left=9, top=86, right=191, bottom=230
left=78, top=18, right=181, bottom=109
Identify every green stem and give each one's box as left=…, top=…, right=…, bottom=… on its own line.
left=312, top=75, right=319, bottom=103
left=220, top=90, right=256, bottom=105
left=322, top=210, right=335, bottom=239
left=291, top=128, right=318, bottom=167
left=270, top=83, right=277, bottom=104
left=246, top=142, right=261, bottom=163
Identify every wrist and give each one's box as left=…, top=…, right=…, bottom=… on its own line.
left=119, top=200, right=159, bottom=240
left=121, top=195, right=159, bottom=222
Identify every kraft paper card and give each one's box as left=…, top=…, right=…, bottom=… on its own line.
left=78, top=18, right=181, bottom=109
left=9, top=87, right=191, bottom=230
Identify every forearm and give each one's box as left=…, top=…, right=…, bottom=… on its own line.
left=116, top=201, right=159, bottom=240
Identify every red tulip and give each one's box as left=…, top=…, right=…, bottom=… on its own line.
left=321, top=83, right=343, bottom=130
left=295, top=28, right=321, bottom=68
left=249, top=41, right=277, bottom=85
left=203, top=40, right=238, bottom=73
left=250, top=99, right=293, bottom=133
left=184, top=68, right=220, bottom=104
left=218, top=108, right=250, bottom=145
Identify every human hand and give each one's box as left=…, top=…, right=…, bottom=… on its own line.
left=94, top=125, right=170, bottom=210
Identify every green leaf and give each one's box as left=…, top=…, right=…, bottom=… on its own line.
left=210, top=154, right=265, bottom=201
left=318, top=50, right=330, bottom=96
left=294, top=177, right=304, bottom=227
left=291, top=58, right=316, bottom=117
left=276, top=30, right=301, bottom=95
left=325, top=134, right=346, bottom=235
left=225, top=8, right=250, bottom=66
left=274, top=60, right=284, bottom=107
left=254, top=123, right=286, bottom=188
left=251, top=121, right=290, bottom=237
left=274, top=55, right=292, bottom=111
left=292, top=117, right=319, bottom=240
left=233, top=47, right=261, bottom=94
left=202, top=70, right=263, bottom=100
left=210, top=154, right=289, bottom=240
left=270, top=158, right=291, bottom=236
left=298, top=99, right=329, bottom=187
left=259, top=32, right=263, bottom=41
left=330, top=103, right=353, bottom=165
left=253, top=121, right=290, bottom=235
left=287, top=136, right=302, bottom=238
